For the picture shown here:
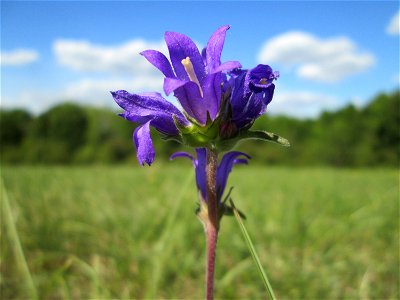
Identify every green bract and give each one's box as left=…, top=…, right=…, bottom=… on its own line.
left=165, top=112, right=290, bottom=152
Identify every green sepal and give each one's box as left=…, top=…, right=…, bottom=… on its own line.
left=172, top=112, right=220, bottom=148
left=172, top=114, right=192, bottom=134
left=182, top=111, right=202, bottom=127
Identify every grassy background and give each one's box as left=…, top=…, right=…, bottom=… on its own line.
left=1, top=165, right=399, bottom=299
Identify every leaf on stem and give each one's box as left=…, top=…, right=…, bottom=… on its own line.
left=240, top=130, right=290, bottom=147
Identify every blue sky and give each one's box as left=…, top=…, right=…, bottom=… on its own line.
left=1, top=1, right=399, bottom=118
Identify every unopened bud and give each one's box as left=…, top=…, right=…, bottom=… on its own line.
left=219, top=121, right=238, bottom=139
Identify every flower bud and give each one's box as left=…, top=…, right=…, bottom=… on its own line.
left=219, top=121, right=238, bottom=139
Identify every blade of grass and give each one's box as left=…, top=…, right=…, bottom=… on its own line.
left=1, top=177, right=38, bottom=300
left=229, top=198, right=276, bottom=300
left=219, top=258, right=252, bottom=288
left=146, top=170, right=194, bottom=298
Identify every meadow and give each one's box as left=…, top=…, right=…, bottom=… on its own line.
left=1, top=164, right=399, bottom=299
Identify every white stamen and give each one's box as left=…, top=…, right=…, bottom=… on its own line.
left=181, top=57, right=203, bottom=97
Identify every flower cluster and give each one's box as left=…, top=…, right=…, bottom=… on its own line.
left=112, top=25, right=289, bottom=298
left=111, top=25, right=285, bottom=166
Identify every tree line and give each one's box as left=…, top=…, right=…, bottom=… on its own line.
left=1, top=90, right=398, bottom=167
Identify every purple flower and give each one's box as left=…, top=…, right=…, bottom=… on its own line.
left=111, top=26, right=288, bottom=299
left=227, top=65, right=279, bottom=129
left=112, top=26, right=240, bottom=165
left=111, top=90, right=189, bottom=165
left=111, top=25, right=285, bottom=166
left=142, top=25, right=241, bottom=124
left=170, top=149, right=250, bottom=203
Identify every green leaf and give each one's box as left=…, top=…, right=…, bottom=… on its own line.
left=229, top=198, right=277, bottom=300
left=240, top=130, right=290, bottom=147
left=222, top=204, right=247, bottom=219
left=216, top=129, right=290, bottom=152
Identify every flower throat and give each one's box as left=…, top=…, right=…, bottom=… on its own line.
left=182, top=57, right=204, bottom=97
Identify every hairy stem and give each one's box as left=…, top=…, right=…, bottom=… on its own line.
left=205, top=149, right=219, bottom=300
left=206, top=221, right=218, bottom=300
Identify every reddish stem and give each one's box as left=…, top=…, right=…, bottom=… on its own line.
left=206, top=222, right=218, bottom=300
left=205, top=149, right=219, bottom=300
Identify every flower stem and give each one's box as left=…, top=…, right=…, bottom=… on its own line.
left=205, top=221, right=218, bottom=300
left=205, top=149, right=219, bottom=300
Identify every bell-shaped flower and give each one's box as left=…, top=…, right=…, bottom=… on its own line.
left=170, top=149, right=250, bottom=203
left=141, top=25, right=241, bottom=125
left=112, top=25, right=288, bottom=166
left=112, top=25, right=241, bottom=166
left=227, top=65, right=279, bottom=129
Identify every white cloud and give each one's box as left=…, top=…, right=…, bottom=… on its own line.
left=392, top=73, right=400, bottom=86
left=258, top=31, right=375, bottom=83
left=61, top=76, right=164, bottom=106
left=1, top=75, right=164, bottom=114
left=268, top=91, right=340, bottom=118
left=386, top=11, right=399, bottom=35
left=53, top=38, right=167, bottom=75
left=1, top=49, right=39, bottom=66
left=4, top=37, right=179, bottom=113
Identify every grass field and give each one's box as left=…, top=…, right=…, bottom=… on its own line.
left=1, top=164, right=399, bottom=299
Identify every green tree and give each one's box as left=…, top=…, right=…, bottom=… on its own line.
left=2, top=90, right=398, bottom=166
left=0, top=109, right=33, bottom=162
left=0, top=109, right=32, bottom=146
left=27, top=103, right=88, bottom=163
left=360, top=91, right=400, bottom=165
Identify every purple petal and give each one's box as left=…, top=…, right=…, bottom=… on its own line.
left=111, top=90, right=188, bottom=134
left=165, top=31, right=206, bottom=84
left=133, top=121, right=155, bottom=166
left=217, top=151, right=251, bottom=200
left=201, top=47, right=207, bottom=65
left=140, top=50, right=176, bottom=78
left=261, top=84, right=275, bottom=106
left=229, top=70, right=248, bottom=112
left=227, top=70, right=271, bottom=128
left=246, top=64, right=276, bottom=93
left=201, top=61, right=241, bottom=120
left=206, top=25, right=230, bottom=73
left=169, top=151, right=195, bottom=166
left=232, top=84, right=275, bottom=128
left=232, top=93, right=265, bottom=128
left=234, top=158, right=249, bottom=165
left=121, top=112, right=177, bottom=135
left=112, top=90, right=182, bottom=117
left=164, top=78, right=208, bottom=124
left=201, top=73, right=222, bottom=120
left=163, top=77, right=188, bottom=95
left=228, top=67, right=247, bottom=78
left=212, top=61, right=242, bottom=74
left=195, top=148, right=207, bottom=201
left=170, top=149, right=207, bottom=201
